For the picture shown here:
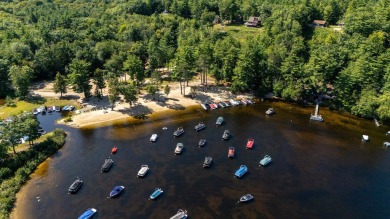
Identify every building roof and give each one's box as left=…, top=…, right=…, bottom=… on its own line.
left=313, top=20, right=327, bottom=25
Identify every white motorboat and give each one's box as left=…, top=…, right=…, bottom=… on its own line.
left=386, top=131, right=390, bottom=136
left=362, top=135, right=369, bottom=141
left=194, top=122, right=206, bottom=131
left=170, top=209, right=188, bottom=219
left=238, top=194, right=253, bottom=203
left=175, top=143, right=184, bottom=154
left=384, top=142, right=390, bottom=147
left=174, top=127, right=184, bottom=137
left=266, top=108, right=275, bottom=115
left=150, top=134, right=158, bottom=142
left=259, top=155, right=272, bottom=166
left=137, top=165, right=149, bottom=177
left=222, top=130, right=230, bottom=140
left=203, top=156, right=212, bottom=168
left=198, top=139, right=206, bottom=147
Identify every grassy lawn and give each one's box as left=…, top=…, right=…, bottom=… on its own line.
left=0, top=98, right=79, bottom=119
left=213, top=23, right=263, bottom=42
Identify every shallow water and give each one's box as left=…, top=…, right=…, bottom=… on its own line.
left=11, top=103, right=390, bottom=219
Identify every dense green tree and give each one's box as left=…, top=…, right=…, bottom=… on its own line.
left=93, top=68, right=107, bottom=98
left=107, top=77, right=120, bottom=110
left=20, top=114, right=41, bottom=146
left=0, top=59, right=11, bottom=98
left=9, top=65, right=33, bottom=99
left=123, top=54, right=145, bottom=92
left=68, top=59, right=92, bottom=98
left=53, top=72, right=67, bottom=98
left=121, top=84, right=138, bottom=107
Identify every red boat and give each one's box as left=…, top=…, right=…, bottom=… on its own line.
left=111, top=146, right=118, bottom=154
left=246, top=139, right=254, bottom=149
left=228, top=147, right=235, bottom=158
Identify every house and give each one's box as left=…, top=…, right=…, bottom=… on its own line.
left=312, top=20, right=328, bottom=28
left=244, top=16, right=260, bottom=27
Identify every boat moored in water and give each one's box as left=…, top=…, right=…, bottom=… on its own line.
left=259, top=155, right=272, bottom=166
left=170, top=209, right=188, bottom=219
left=150, top=134, right=158, bottom=142
left=68, top=177, right=83, bottom=194
left=238, top=194, right=254, bottom=203
left=173, top=127, right=185, bottom=137
left=175, top=143, right=184, bottom=154
left=149, top=188, right=163, bottom=200
left=203, top=156, right=212, bottom=168
left=362, top=135, right=369, bottom=141
left=137, top=164, right=149, bottom=177
left=78, top=208, right=97, bottom=219
left=216, top=117, right=224, bottom=126
left=101, top=158, right=114, bottom=172
left=111, top=146, right=117, bottom=154
left=109, top=186, right=125, bottom=198
left=199, top=139, right=206, bottom=147
left=195, top=122, right=206, bottom=131
left=246, top=138, right=254, bottom=149
left=266, top=108, right=275, bottom=115
left=235, top=165, right=248, bottom=178
left=228, top=147, right=235, bottom=158
left=222, top=130, right=230, bottom=140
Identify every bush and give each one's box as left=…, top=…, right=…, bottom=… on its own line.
left=0, top=168, right=12, bottom=180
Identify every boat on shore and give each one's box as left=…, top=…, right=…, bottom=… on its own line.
left=149, top=188, right=163, bottom=200
left=111, top=146, right=117, bottom=154
left=216, top=116, right=224, bottom=126
left=174, top=143, right=184, bottom=154
left=222, top=130, right=230, bottom=140
left=266, top=108, right=275, bottom=115
left=229, top=99, right=240, bottom=106
left=199, top=139, right=206, bottom=147
left=238, top=194, right=253, bottom=203
left=170, top=209, right=188, bottom=219
left=259, top=155, right=272, bottom=166
left=246, top=138, right=254, bottom=149
left=78, top=208, right=97, bottom=219
left=200, top=102, right=209, bottom=110
left=228, top=147, right=235, bottom=158
left=109, top=186, right=125, bottom=198
left=137, top=165, right=149, bottom=177
left=101, top=158, right=114, bottom=172
left=174, top=127, right=184, bottom=137
left=235, top=165, right=248, bottom=178
left=68, top=177, right=83, bottom=194
left=203, top=156, right=212, bottom=168
left=194, top=122, right=206, bottom=131
left=150, top=134, right=158, bottom=142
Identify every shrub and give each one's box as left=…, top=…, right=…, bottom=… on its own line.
left=0, top=168, right=12, bottom=180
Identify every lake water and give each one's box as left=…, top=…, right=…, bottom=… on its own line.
left=11, top=102, right=390, bottom=219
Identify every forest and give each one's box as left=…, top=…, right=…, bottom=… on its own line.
left=0, top=0, right=389, bottom=121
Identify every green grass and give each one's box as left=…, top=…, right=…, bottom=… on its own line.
left=214, top=23, right=263, bottom=42
left=0, top=98, right=79, bottom=119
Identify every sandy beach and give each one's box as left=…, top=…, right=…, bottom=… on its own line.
left=33, top=78, right=253, bottom=128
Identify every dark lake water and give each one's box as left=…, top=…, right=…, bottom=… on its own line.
left=11, top=102, right=390, bottom=219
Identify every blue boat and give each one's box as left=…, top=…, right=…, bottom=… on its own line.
left=149, top=188, right=163, bottom=200
left=109, top=186, right=125, bottom=198
left=78, top=208, right=97, bottom=219
left=234, top=165, right=248, bottom=178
